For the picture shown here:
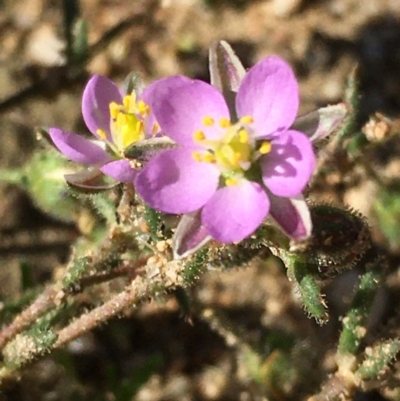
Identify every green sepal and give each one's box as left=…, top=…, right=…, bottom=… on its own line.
left=3, top=150, right=81, bottom=222
left=183, top=248, right=209, bottom=284
left=339, top=67, right=360, bottom=142
left=306, top=204, right=371, bottom=279
left=144, top=205, right=163, bottom=243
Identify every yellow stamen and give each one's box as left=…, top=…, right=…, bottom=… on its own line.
left=219, top=118, right=231, bottom=128
left=137, top=100, right=150, bottom=116
left=259, top=141, right=272, bottom=154
left=152, top=122, right=160, bottom=135
left=203, top=153, right=216, bottom=163
left=116, top=113, right=127, bottom=129
left=232, top=152, right=242, bottom=166
left=202, top=116, right=214, bottom=126
left=190, top=115, right=259, bottom=186
left=121, top=126, right=131, bottom=147
left=124, top=118, right=144, bottom=148
left=109, top=102, right=119, bottom=119
left=96, top=129, right=107, bottom=140
left=123, top=94, right=133, bottom=109
left=194, top=130, right=206, bottom=141
left=240, top=115, right=254, bottom=124
left=225, top=177, right=238, bottom=186
left=238, top=129, right=249, bottom=144
left=107, top=91, right=150, bottom=153
left=192, top=151, right=202, bottom=162
left=136, top=120, right=144, bottom=134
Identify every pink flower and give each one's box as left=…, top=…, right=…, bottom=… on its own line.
left=49, top=75, right=160, bottom=184
left=135, top=56, right=316, bottom=243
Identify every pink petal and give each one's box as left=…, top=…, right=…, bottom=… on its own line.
left=261, top=130, right=315, bottom=197
left=49, top=128, right=111, bottom=165
left=135, top=148, right=220, bottom=214
left=100, top=159, right=137, bottom=183
left=268, top=193, right=312, bottom=240
left=202, top=180, right=270, bottom=243
left=152, top=77, right=230, bottom=147
left=138, top=77, right=182, bottom=138
left=81, top=75, right=122, bottom=141
left=236, top=56, right=299, bottom=138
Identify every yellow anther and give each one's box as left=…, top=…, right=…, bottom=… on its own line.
left=202, top=116, right=214, bottom=126
left=203, top=153, right=216, bottom=163
left=238, top=129, right=249, bottom=144
left=232, top=152, right=242, bottom=166
left=194, top=130, right=206, bottom=141
left=96, top=129, right=107, bottom=140
left=123, top=95, right=133, bottom=109
left=152, top=122, right=160, bottom=135
left=136, top=120, right=144, bottom=134
left=137, top=100, right=150, bottom=116
left=109, top=102, right=120, bottom=119
left=218, top=144, right=232, bottom=159
left=225, top=177, right=238, bottom=186
left=219, top=118, right=231, bottom=128
left=240, top=115, right=254, bottom=124
left=192, top=151, right=202, bottom=162
left=259, top=141, right=272, bottom=154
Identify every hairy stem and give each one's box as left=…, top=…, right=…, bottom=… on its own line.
left=54, top=285, right=138, bottom=349
left=0, top=285, right=61, bottom=350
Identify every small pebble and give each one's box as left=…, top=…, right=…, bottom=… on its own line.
left=25, top=24, right=65, bottom=66
left=272, top=0, right=303, bottom=18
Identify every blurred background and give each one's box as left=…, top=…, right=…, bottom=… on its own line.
left=1, top=0, right=400, bottom=400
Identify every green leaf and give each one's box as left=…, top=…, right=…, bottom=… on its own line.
left=337, top=256, right=383, bottom=356
left=356, top=339, right=400, bottom=380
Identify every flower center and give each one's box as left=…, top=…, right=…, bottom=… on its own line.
left=192, top=115, right=272, bottom=186
left=96, top=93, right=153, bottom=156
